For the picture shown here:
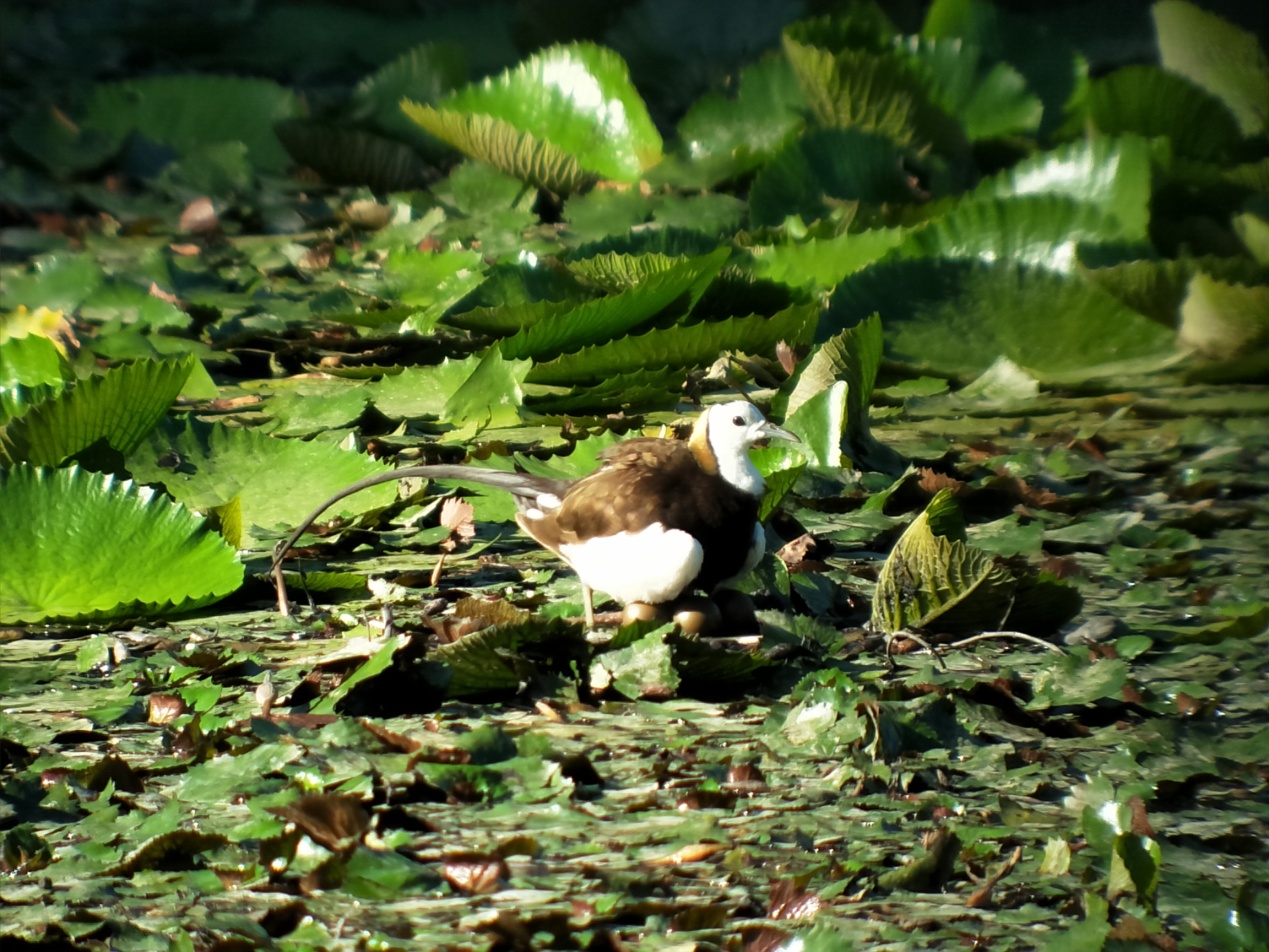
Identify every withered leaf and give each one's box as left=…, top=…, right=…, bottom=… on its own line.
left=443, top=851, right=508, bottom=894
left=768, top=877, right=823, bottom=920
left=148, top=693, right=186, bottom=725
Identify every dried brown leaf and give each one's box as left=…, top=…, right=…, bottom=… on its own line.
left=147, top=693, right=186, bottom=725
left=179, top=196, right=218, bottom=235
left=443, top=851, right=509, bottom=894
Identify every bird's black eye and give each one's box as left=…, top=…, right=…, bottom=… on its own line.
left=733, top=415, right=746, bottom=426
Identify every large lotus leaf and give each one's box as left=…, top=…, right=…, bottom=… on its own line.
left=746, top=225, right=909, bottom=290
left=402, top=43, right=662, bottom=192
left=528, top=301, right=818, bottom=386
left=275, top=121, right=431, bottom=192
left=1, top=253, right=104, bottom=312
left=827, top=259, right=1180, bottom=382
left=499, top=246, right=729, bottom=361
left=0, top=333, right=64, bottom=391
left=897, top=36, right=1042, bottom=141
left=379, top=245, right=489, bottom=333
left=781, top=33, right=966, bottom=155
left=782, top=9, right=897, bottom=56
left=922, top=0, right=1086, bottom=140
left=83, top=76, right=303, bottom=173
left=450, top=260, right=593, bottom=314
left=367, top=353, right=520, bottom=421
left=872, top=489, right=1015, bottom=636
left=0, top=356, right=194, bottom=468
left=442, top=347, right=529, bottom=430
left=969, top=136, right=1151, bottom=243
left=1153, top=1, right=1269, bottom=137
left=775, top=314, right=904, bottom=475
left=125, top=417, right=397, bottom=550
left=606, top=0, right=805, bottom=123
left=445, top=300, right=574, bottom=338
left=895, top=194, right=1141, bottom=272
left=567, top=247, right=734, bottom=304
left=1178, top=273, right=1269, bottom=382
left=0, top=465, right=243, bottom=626
left=1080, top=255, right=1268, bottom=326
left=526, top=368, right=684, bottom=415
left=352, top=42, right=467, bottom=153
left=1084, top=66, right=1244, bottom=163
left=566, top=251, right=692, bottom=294
left=675, top=53, right=808, bottom=185
left=8, top=104, right=123, bottom=179
left=749, top=128, right=919, bottom=227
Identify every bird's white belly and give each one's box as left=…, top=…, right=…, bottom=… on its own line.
left=559, top=523, right=704, bottom=605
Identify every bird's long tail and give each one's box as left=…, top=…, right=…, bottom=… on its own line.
left=270, top=464, right=566, bottom=578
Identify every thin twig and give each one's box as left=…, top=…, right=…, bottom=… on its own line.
left=885, top=630, right=949, bottom=670
left=945, top=631, right=1066, bottom=654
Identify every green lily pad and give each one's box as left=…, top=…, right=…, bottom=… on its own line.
left=871, top=489, right=1015, bottom=636
left=675, top=53, right=807, bottom=185
left=1084, top=65, right=1244, bottom=163
left=0, top=355, right=194, bottom=468
left=125, top=416, right=397, bottom=550
left=0, top=465, right=243, bottom=625
left=969, top=136, right=1152, bottom=243
left=352, top=41, right=467, bottom=155
left=528, top=301, right=817, bottom=387
left=1153, top=0, right=1269, bottom=137
left=403, top=43, right=662, bottom=193
left=827, top=258, right=1180, bottom=382
left=83, top=75, right=303, bottom=172
left=749, top=127, right=919, bottom=227
left=499, top=247, right=729, bottom=361
left=897, top=35, right=1042, bottom=141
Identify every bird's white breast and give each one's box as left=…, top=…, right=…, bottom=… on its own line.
left=559, top=523, right=704, bottom=606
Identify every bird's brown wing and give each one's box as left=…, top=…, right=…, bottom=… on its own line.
left=519, top=439, right=759, bottom=591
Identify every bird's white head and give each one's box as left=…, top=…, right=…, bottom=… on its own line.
left=691, top=401, right=799, bottom=497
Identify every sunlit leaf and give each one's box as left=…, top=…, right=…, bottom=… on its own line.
left=0, top=465, right=243, bottom=625
left=0, top=355, right=194, bottom=468
left=499, top=247, right=729, bottom=361
left=746, top=224, right=909, bottom=289
left=125, top=416, right=397, bottom=549
left=1153, top=0, right=1269, bottom=137
left=528, top=301, right=817, bottom=386
left=675, top=53, right=807, bottom=185
left=403, top=43, right=662, bottom=193
left=969, top=136, right=1152, bottom=243
left=872, top=489, right=1015, bottom=635
left=782, top=29, right=965, bottom=154
left=827, top=259, right=1180, bottom=382
left=897, top=35, right=1042, bottom=141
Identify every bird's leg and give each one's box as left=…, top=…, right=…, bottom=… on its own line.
left=583, top=584, right=596, bottom=630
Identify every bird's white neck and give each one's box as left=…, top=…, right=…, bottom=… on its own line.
left=714, top=441, right=765, bottom=497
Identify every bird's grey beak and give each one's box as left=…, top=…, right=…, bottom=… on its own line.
left=759, top=421, right=800, bottom=443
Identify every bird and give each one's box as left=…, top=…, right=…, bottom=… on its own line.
left=273, top=401, right=799, bottom=628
